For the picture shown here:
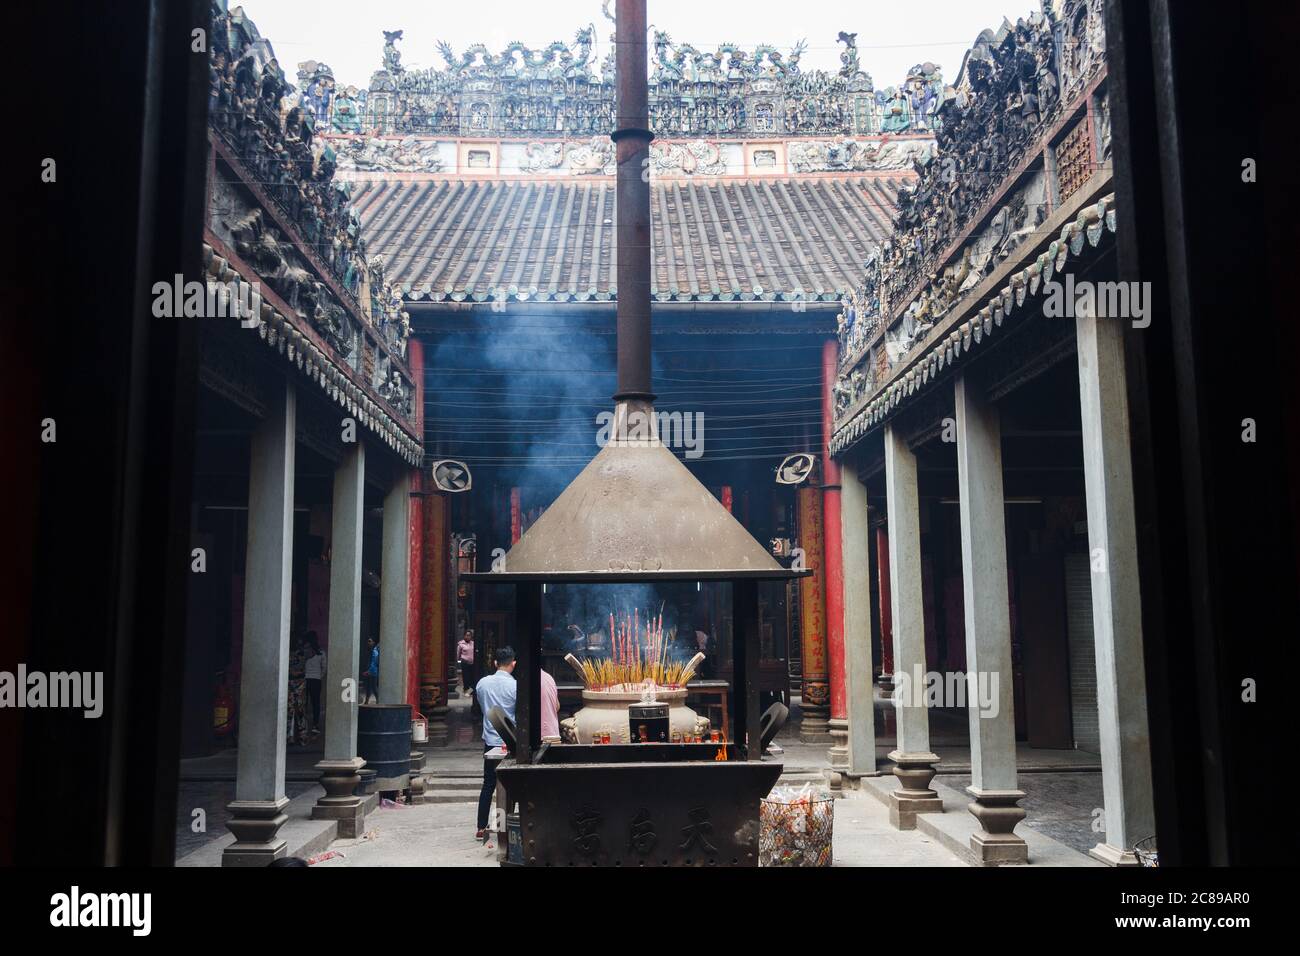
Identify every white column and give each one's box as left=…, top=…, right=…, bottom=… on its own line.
left=313, top=442, right=368, bottom=837
left=378, top=471, right=412, bottom=705
left=840, top=454, right=878, bottom=777
left=1076, top=309, right=1156, bottom=866
left=224, top=381, right=295, bottom=866
left=954, top=374, right=1027, bottom=864
left=884, top=424, right=943, bottom=828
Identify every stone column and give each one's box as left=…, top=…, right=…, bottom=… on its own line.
left=224, top=382, right=295, bottom=866
left=822, top=340, right=849, bottom=771
left=379, top=471, right=411, bottom=705
left=840, top=453, right=878, bottom=779
left=796, top=485, right=831, bottom=742
left=954, top=374, right=1027, bottom=864
left=312, top=441, right=367, bottom=838
left=884, top=424, right=943, bottom=829
left=1076, top=309, right=1156, bottom=865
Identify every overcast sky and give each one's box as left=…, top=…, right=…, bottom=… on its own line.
left=238, top=0, right=1037, bottom=91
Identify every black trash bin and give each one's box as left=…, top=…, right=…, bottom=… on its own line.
left=358, top=703, right=411, bottom=792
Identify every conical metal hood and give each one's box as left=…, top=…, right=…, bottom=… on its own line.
left=486, top=401, right=787, bottom=581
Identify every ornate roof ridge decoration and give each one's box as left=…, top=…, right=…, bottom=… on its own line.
left=830, top=193, right=1116, bottom=456
left=208, top=0, right=420, bottom=445
left=868, top=0, right=1105, bottom=322
left=320, top=131, right=935, bottom=178
left=209, top=0, right=412, bottom=362
left=300, top=12, right=944, bottom=140
left=202, top=241, right=423, bottom=466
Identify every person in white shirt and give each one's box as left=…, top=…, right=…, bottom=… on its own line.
left=540, top=667, right=561, bottom=742
left=303, top=631, right=326, bottom=735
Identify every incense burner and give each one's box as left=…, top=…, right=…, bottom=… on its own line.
left=562, top=687, right=709, bottom=744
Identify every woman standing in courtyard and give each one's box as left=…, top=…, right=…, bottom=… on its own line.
left=303, top=631, right=326, bottom=736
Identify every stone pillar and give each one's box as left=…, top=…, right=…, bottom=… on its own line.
left=379, top=471, right=411, bottom=705
left=1076, top=309, right=1156, bottom=866
left=840, top=454, right=878, bottom=778
left=312, top=441, right=367, bottom=838
left=421, top=492, right=450, bottom=745
left=954, top=374, right=1027, bottom=865
left=796, top=485, right=830, bottom=742
left=822, top=340, right=849, bottom=770
left=884, top=424, right=943, bottom=829
left=224, top=382, right=295, bottom=866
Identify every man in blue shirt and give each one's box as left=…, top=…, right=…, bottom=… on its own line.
left=474, top=646, right=517, bottom=839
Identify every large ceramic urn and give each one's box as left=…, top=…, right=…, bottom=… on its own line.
left=562, top=687, right=709, bottom=744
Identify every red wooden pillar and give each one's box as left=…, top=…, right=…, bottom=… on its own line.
left=510, top=487, right=522, bottom=544
left=821, top=339, right=847, bottom=761
left=721, top=485, right=733, bottom=513
left=406, top=338, right=426, bottom=714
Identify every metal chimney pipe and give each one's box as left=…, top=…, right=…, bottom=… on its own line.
left=611, top=0, right=655, bottom=402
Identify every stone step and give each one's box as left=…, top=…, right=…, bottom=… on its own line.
left=423, top=779, right=481, bottom=790
left=422, top=790, right=479, bottom=804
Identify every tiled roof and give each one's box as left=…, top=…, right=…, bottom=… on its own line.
left=350, top=176, right=908, bottom=304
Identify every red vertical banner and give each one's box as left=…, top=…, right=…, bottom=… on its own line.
left=821, top=339, right=846, bottom=722
left=421, top=492, right=449, bottom=719
left=510, top=487, right=521, bottom=545
left=797, top=485, right=829, bottom=713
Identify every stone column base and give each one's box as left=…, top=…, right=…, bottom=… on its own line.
left=426, top=705, right=450, bottom=746
left=827, top=717, right=849, bottom=770
left=888, top=750, right=944, bottom=829
left=312, top=758, right=367, bottom=839
left=1090, top=842, right=1141, bottom=867
left=799, top=703, right=831, bottom=743
left=967, top=787, right=1028, bottom=865
left=407, top=751, right=427, bottom=804
left=223, top=797, right=290, bottom=866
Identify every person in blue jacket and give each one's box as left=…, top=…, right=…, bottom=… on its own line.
left=363, top=637, right=379, bottom=703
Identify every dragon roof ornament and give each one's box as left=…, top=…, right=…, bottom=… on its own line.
left=294, top=10, right=944, bottom=140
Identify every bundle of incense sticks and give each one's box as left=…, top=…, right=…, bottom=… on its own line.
left=565, top=609, right=702, bottom=691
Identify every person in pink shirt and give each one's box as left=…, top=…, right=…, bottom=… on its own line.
left=540, top=668, right=561, bottom=741
left=456, top=629, right=477, bottom=695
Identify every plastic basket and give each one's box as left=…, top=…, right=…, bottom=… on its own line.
left=759, top=786, right=834, bottom=867
left=1134, top=835, right=1158, bottom=868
